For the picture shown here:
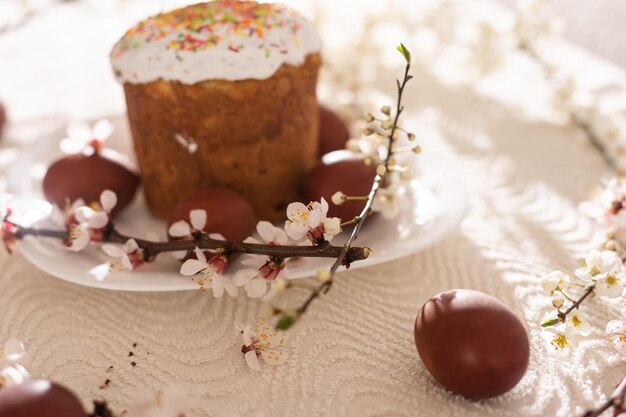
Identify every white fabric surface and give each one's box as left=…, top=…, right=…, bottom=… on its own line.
left=1, top=1, right=625, bottom=417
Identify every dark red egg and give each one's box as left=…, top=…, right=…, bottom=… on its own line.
left=42, top=150, right=139, bottom=216
left=0, top=101, right=6, bottom=138
left=168, top=187, right=257, bottom=242
left=303, top=153, right=377, bottom=221
left=0, top=379, right=86, bottom=417
left=414, top=289, right=529, bottom=400
left=319, top=105, right=350, bottom=156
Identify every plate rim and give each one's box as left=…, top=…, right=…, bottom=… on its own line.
left=7, top=116, right=467, bottom=292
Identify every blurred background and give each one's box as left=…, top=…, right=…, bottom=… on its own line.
left=495, top=0, right=626, bottom=69
left=0, top=0, right=625, bottom=174
left=0, top=0, right=624, bottom=120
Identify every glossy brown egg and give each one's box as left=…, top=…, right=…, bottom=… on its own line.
left=43, top=150, right=139, bottom=216
left=319, top=105, right=350, bottom=156
left=168, top=187, right=257, bottom=242
left=303, top=154, right=377, bottom=221
left=414, top=289, right=529, bottom=400
left=0, top=379, right=86, bottom=417
left=0, top=101, right=6, bottom=138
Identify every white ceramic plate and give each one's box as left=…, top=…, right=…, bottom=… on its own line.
left=6, top=115, right=466, bottom=292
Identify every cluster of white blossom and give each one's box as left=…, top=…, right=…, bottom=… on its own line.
left=540, top=249, right=625, bottom=354
left=485, top=0, right=626, bottom=169
left=584, top=177, right=626, bottom=257
left=343, top=106, right=416, bottom=219
left=171, top=198, right=341, bottom=300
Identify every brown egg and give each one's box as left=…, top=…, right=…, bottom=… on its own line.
left=414, top=289, right=529, bottom=400
left=302, top=154, right=377, bottom=221
left=168, top=187, right=257, bottom=242
left=42, top=150, right=139, bottom=216
left=0, top=101, right=6, bottom=138
left=319, top=105, right=350, bottom=156
left=0, top=379, right=86, bottom=417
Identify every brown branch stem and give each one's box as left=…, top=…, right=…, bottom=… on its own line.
left=7, top=221, right=370, bottom=263
left=559, top=285, right=595, bottom=320
left=282, top=55, right=414, bottom=325
left=542, top=285, right=595, bottom=328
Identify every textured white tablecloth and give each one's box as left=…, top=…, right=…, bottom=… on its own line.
left=1, top=1, right=625, bottom=416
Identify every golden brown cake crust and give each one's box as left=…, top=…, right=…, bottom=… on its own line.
left=123, top=53, right=320, bottom=222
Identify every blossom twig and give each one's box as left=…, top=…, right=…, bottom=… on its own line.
left=4, top=220, right=370, bottom=262
left=274, top=44, right=414, bottom=330
left=517, top=39, right=616, bottom=170
left=579, top=375, right=626, bottom=417
left=541, top=285, right=595, bottom=328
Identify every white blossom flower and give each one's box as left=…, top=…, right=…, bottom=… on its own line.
left=240, top=321, right=286, bottom=371
left=49, top=198, right=85, bottom=230
left=372, top=183, right=409, bottom=219
left=234, top=222, right=289, bottom=300
left=575, top=249, right=621, bottom=283
left=606, top=320, right=626, bottom=356
left=541, top=270, right=571, bottom=294
left=180, top=246, right=236, bottom=297
left=0, top=339, right=30, bottom=389
left=60, top=119, right=113, bottom=154
left=541, top=323, right=578, bottom=351
left=601, top=177, right=626, bottom=212
left=68, top=190, right=117, bottom=252
left=285, top=198, right=341, bottom=244
left=67, top=223, right=91, bottom=252
left=3, top=339, right=31, bottom=368
left=102, top=239, right=144, bottom=271
left=594, top=270, right=625, bottom=297
left=0, top=364, right=29, bottom=389
left=566, top=313, right=591, bottom=337
left=573, top=250, right=625, bottom=297
left=130, top=385, right=192, bottom=417
left=234, top=257, right=286, bottom=300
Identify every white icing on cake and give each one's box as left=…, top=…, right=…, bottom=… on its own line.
left=110, top=1, right=322, bottom=84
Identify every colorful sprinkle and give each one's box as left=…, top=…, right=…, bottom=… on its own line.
left=113, top=1, right=303, bottom=60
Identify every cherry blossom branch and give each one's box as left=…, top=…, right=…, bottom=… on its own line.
left=580, top=375, right=626, bottom=417
left=12, top=225, right=69, bottom=240
left=517, top=41, right=616, bottom=170
left=541, top=285, right=595, bottom=327
left=274, top=44, right=414, bottom=330
left=5, top=220, right=370, bottom=262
